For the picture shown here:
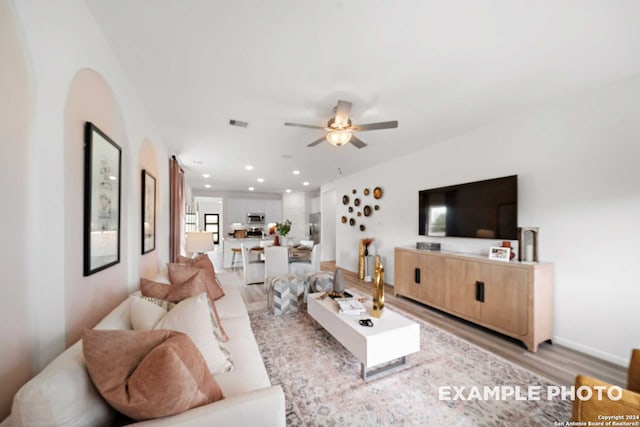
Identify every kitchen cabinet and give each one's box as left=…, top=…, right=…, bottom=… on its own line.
left=264, top=199, right=282, bottom=224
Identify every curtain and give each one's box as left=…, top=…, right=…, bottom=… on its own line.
left=169, top=156, right=184, bottom=262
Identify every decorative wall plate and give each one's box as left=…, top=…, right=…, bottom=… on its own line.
left=364, top=188, right=370, bottom=196
left=357, top=212, right=362, bottom=217
left=374, top=205, right=380, bottom=210
left=342, top=195, right=349, bottom=205
left=354, top=198, right=361, bottom=206
left=373, top=187, right=383, bottom=199
left=360, top=224, right=366, bottom=231
left=352, top=189, right=357, bottom=194
left=363, top=205, right=372, bottom=216
left=348, top=206, right=353, bottom=213
left=349, top=218, right=355, bottom=226
left=341, top=216, right=347, bottom=223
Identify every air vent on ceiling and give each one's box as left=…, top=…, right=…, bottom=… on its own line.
left=229, top=119, right=248, bottom=128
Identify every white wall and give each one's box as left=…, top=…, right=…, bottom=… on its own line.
left=323, top=75, right=640, bottom=366
left=8, top=0, right=170, bottom=390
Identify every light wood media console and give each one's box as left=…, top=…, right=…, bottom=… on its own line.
left=394, top=247, right=553, bottom=352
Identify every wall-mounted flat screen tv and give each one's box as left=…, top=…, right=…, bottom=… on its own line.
left=419, top=175, right=517, bottom=240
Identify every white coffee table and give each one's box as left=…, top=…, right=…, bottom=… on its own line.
left=307, top=290, right=420, bottom=380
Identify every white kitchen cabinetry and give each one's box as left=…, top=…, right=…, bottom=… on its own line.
left=264, top=199, right=282, bottom=224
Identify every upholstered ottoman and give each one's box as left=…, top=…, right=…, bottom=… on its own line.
left=267, top=274, right=305, bottom=315
left=305, top=271, right=334, bottom=296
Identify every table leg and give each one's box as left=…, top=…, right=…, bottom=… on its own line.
left=361, top=356, right=407, bottom=381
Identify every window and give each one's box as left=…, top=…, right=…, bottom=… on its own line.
left=204, top=214, right=220, bottom=244
left=185, top=204, right=197, bottom=232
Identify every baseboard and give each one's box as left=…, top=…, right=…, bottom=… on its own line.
left=553, top=336, right=628, bottom=367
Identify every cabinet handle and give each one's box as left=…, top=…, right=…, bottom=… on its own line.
left=475, top=281, right=485, bottom=302
left=414, top=268, right=421, bottom=284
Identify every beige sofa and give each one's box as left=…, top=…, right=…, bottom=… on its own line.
left=2, top=272, right=285, bottom=427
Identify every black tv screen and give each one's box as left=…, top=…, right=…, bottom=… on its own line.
left=419, top=175, right=517, bottom=240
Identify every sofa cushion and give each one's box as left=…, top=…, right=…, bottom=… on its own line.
left=168, top=257, right=224, bottom=301
left=83, top=329, right=223, bottom=421
left=154, top=293, right=233, bottom=375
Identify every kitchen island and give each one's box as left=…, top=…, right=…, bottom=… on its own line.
left=222, top=237, right=275, bottom=269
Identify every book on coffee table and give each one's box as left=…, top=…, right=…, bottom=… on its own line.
left=335, top=298, right=366, bottom=315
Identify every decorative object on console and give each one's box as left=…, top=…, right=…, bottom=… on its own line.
left=372, top=255, right=385, bottom=318
left=501, top=241, right=516, bottom=260
left=361, top=238, right=375, bottom=281
left=518, top=226, right=539, bottom=262
left=141, top=170, right=156, bottom=255
left=416, top=242, right=441, bottom=251
left=357, top=239, right=366, bottom=280
left=488, top=246, right=511, bottom=262
left=83, top=122, right=122, bottom=276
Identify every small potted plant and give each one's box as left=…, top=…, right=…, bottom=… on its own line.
left=274, top=220, right=291, bottom=246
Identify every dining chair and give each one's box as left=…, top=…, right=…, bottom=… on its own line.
left=240, top=243, right=264, bottom=285
left=299, top=240, right=314, bottom=248
left=290, top=243, right=322, bottom=277
left=264, top=246, right=289, bottom=281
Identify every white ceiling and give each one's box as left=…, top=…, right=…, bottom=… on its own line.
left=86, top=0, right=640, bottom=194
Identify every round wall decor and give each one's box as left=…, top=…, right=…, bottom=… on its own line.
left=342, top=195, right=349, bottom=205
left=364, top=188, right=370, bottom=196
left=373, top=187, right=383, bottom=199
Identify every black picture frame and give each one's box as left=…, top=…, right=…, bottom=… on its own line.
left=83, top=122, right=122, bottom=276
left=141, top=169, right=156, bottom=254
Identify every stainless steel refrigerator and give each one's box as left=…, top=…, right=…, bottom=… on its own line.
left=308, top=212, right=321, bottom=244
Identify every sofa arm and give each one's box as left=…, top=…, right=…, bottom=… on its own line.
left=131, top=385, right=285, bottom=427
left=572, top=375, right=640, bottom=421
left=628, top=349, right=640, bottom=393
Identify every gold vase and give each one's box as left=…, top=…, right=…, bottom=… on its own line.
left=358, top=239, right=366, bottom=280
left=372, top=255, right=385, bottom=318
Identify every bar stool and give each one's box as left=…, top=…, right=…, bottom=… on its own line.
left=230, top=247, right=243, bottom=270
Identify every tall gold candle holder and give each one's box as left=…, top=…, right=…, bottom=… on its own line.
left=372, top=255, right=385, bottom=318
left=358, top=239, right=366, bottom=280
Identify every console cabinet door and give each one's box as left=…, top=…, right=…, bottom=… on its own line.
left=445, top=258, right=488, bottom=320
left=417, top=255, right=445, bottom=308
left=394, top=249, right=419, bottom=298
left=480, top=266, right=529, bottom=336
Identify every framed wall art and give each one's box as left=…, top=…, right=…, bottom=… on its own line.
left=83, top=122, right=122, bottom=276
left=141, top=169, right=156, bottom=254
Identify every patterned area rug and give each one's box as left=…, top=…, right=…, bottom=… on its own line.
left=248, top=306, right=571, bottom=426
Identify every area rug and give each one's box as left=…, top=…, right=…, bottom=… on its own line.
left=248, top=306, right=572, bottom=426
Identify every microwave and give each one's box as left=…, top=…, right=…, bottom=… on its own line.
left=246, top=212, right=265, bottom=224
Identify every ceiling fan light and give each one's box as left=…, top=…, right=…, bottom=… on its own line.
left=326, top=130, right=352, bottom=147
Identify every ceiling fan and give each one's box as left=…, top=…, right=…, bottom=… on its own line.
left=284, top=100, right=398, bottom=149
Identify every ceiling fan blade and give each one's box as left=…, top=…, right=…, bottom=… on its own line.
left=307, top=136, right=326, bottom=147
left=351, top=120, right=398, bottom=131
left=285, top=122, right=325, bottom=130
left=350, top=135, right=367, bottom=149
left=334, top=100, right=352, bottom=126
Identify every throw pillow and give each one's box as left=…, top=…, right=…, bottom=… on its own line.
left=154, top=292, right=233, bottom=375
left=140, top=272, right=206, bottom=303
left=168, top=258, right=224, bottom=301
left=137, top=276, right=229, bottom=342
left=130, top=294, right=175, bottom=330
left=83, top=329, right=223, bottom=421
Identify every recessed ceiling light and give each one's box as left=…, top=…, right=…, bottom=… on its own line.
left=257, top=178, right=264, bottom=183
left=286, top=189, right=292, bottom=193
left=108, top=175, right=117, bottom=181
left=248, top=187, right=255, bottom=191
left=245, top=165, right=254, bottom=171
left=303, top=181, right=309, bottom=186
left=204, top=184, right=211, bottom=188
left=202, top=173, right=210, bottom=178
left=292, top=170, right=300, bottom=175
left=218, top=200, right=222, bottom=204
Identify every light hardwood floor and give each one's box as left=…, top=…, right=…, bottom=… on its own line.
left=229, top=256, right=627, bottom=388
